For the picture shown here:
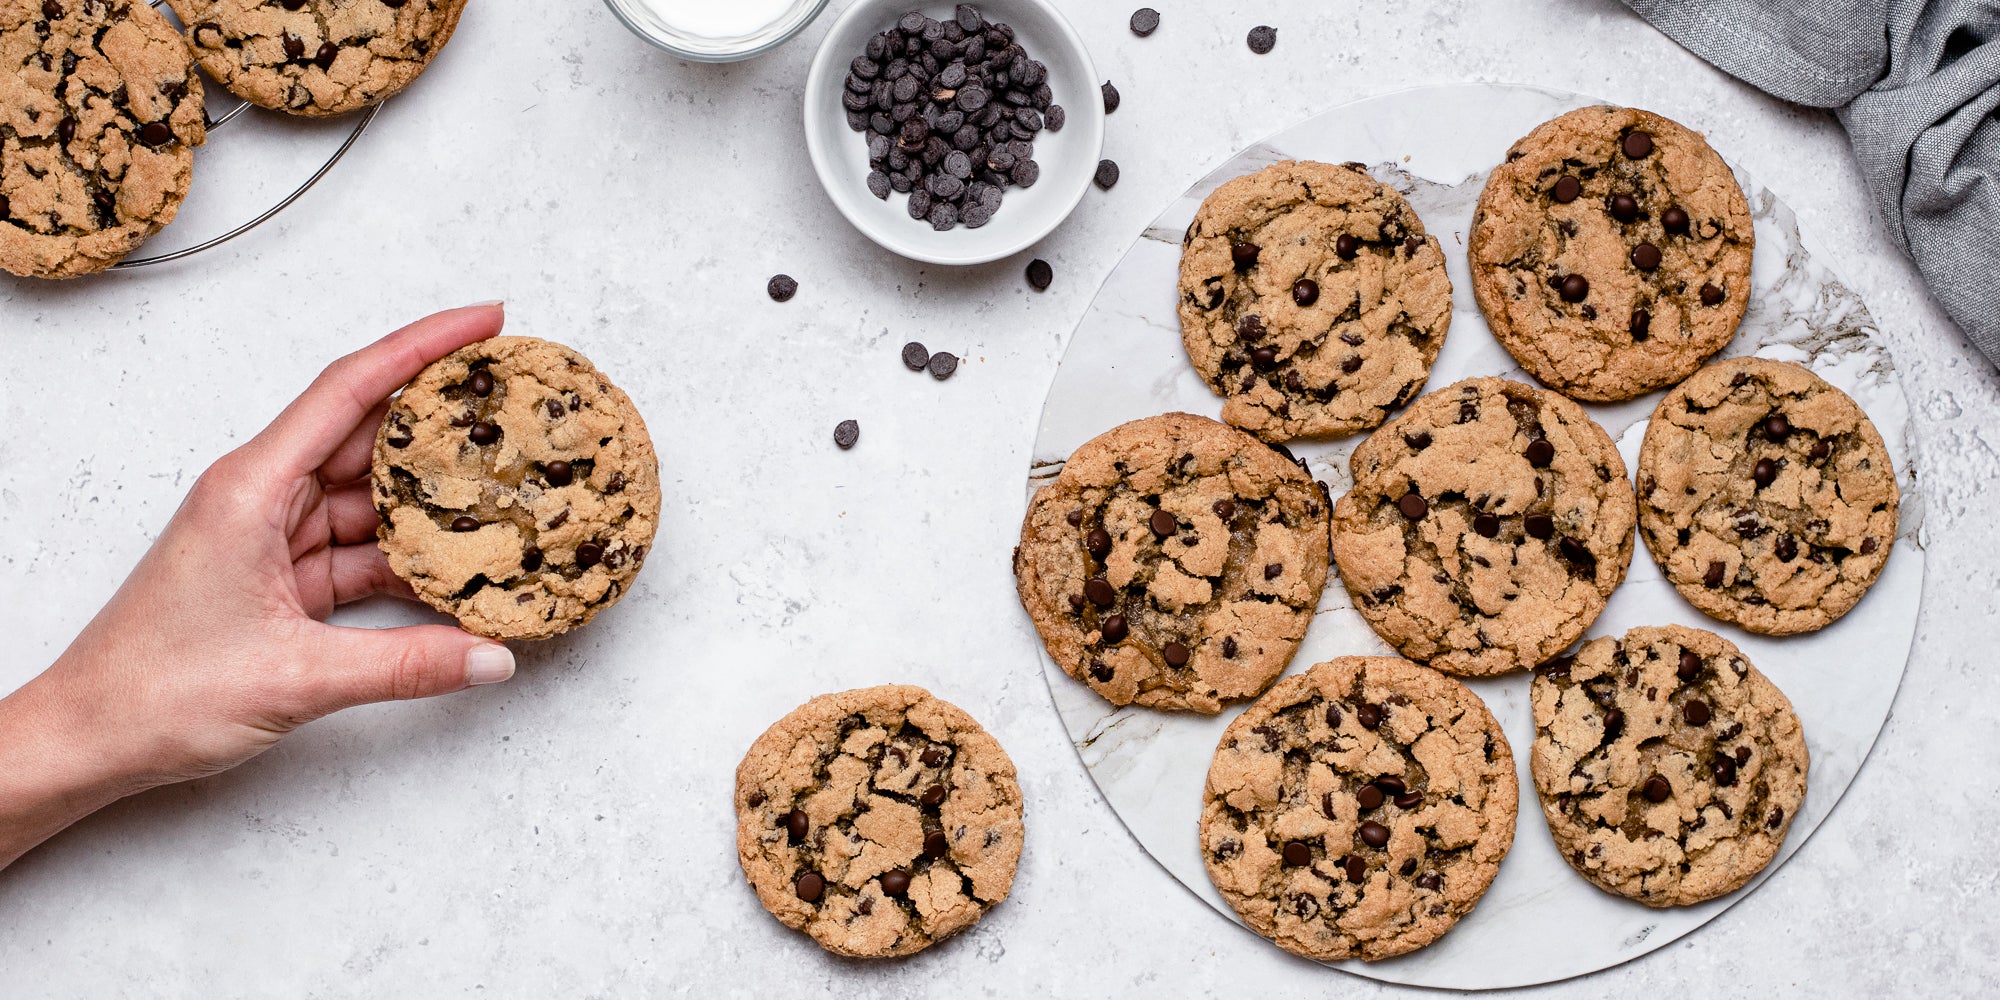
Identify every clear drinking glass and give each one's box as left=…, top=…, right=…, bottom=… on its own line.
left=603, top=0, right=830, bottom=62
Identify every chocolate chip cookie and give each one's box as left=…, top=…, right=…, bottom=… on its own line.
left=1178, top=160, right=1453, bottom=442
left=1636, top=357, right=1898, bottom=635
left=1530, top=625, right=1807, bottom=907
left=1331, top=378, right=1636, bottom=677
left=1200, top=656, right=1517, bottom=962
left=1469, top=106, right=1753, bottom=402
left=1013, top=412, right=1331, bottom=714
left=371, top=336, right=660, bottom=641
left=735, top=685, right=1024, bottom=959
left=168, top=0, right=467, bottom=117
left=1, top=0, right=206, bottom=278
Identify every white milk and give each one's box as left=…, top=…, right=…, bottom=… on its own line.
left=630, top=0, right=800, bottom=38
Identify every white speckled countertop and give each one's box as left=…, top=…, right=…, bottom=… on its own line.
left=2, top=1, right=1996, bottom=995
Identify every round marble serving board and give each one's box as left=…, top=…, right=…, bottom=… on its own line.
left=1023, top=84, right=1924, bottom=990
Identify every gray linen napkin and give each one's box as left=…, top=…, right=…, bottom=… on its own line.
left=1624, top=0, right=1999, bottom=363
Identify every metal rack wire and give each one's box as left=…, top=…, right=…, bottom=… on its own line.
left=109, top=0, right=380, bottom=269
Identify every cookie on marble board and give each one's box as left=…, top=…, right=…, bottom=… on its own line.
left=0, top=0, right=206, bottom=278
left=1469, top=105, right=1753, bottom=402
left=167, top=0, right=468, bottom=117
left=1177, top=160, right=1453, bottom=442
left=1530, top=624, right=1808, bottom=907
left=1331, top=377, right=1636, bottom=677
left=1636, top=356, right=1898, bottom=635
left=734, top=685, right=1024, bottom=959
left=371, top=336, right=660, bottom=641
left=1013, top=412, right=1331, bottom=714
left=1199, top=656, right=1517, bottom=962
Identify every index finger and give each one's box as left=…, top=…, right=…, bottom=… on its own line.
left=252, top=303, right=506, bottom=478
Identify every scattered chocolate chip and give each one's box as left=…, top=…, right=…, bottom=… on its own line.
left=137, top=121, right=175, bottom=147
left=1026, top=257, right=1053, bottom=290
left=1100, top=614, right=1128, bottom=644
left=1474, top=512, right=1500, bottom=537
left=1094, top=158, right=1120, bottom=190
left=795, top=872, right=824, bottom=903
left=1335, top=233, right=1359, bottom=260
left=1642, top=774, right=1671, bottom=802
left=928, top=351, right=959, bottom=380
left=881, top=869, right=911, bottom=897
left=921, top=783, right=947, bottom=806
left=1764, top=414, right=1791, bottom=441
left=924, top=829, right=949, bottom=858
left=1662, top=205, right=1690, bottom=234
left=1246, top=24, right=1277, bottom=53
left=901, top=341, right=931, bottom=371
left=1162, top=641, right=1190, bottom=667
left=576, top=541, right=605, bottom=569
left=314, top=41, right=338, bottom=70
left=1357, top=703, right=1383, bottom=729
left=1357, top=785, right=1385, bottom=810
left=1101, top=80, right=1120, bottom=113
left=1282, top=841, right=1311, bottom=866
left=1357, top=821, right=1391, bottom=850
left=1684, top=699, right=1711, bottom=726
left=1343, top=854, right=1367, bottom=883
left=1231, top=242, right=1261, bottom=270
left=1622, top=130, right=1654, bottom=158
left=1085, top=577, right=1115, bottom=607
left=1129, top=7, right=1160, bottom=35
left=1559, top=274, right=1590, bottom=303
left=1753, top=458, right=1777, bottom=488
left=1631, top=242, right=1662, bottom=270
left=767, top=274, right=798, bottom=302
left=1398, top=491, right=1428, bottom=520
left=1700, top=282, right=1725, bottom=306
left=449, top=516, right=480, bottom=533
left=469, top=421, right=500, bottom=446
left=1552, top=175, right=1581, bottom=203
left=1525, top=514, right=1555, bottom=539
left=786, top=808, right=809, bottom=843
left=543, top=460, right=575, bottom=488
left=1292, top=278, right=1320, bottom=307
left=1630, top=308, right=1652, bottom=340
left=834, top=419, right=861, bottom=450
left=1526, top=438, right=1555, bottom=468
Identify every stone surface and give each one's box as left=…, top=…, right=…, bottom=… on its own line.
left=0, top=1, right=1996, bottom=996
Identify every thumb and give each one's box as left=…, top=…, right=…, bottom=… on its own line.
left=303, top=624, right=514, bottom=714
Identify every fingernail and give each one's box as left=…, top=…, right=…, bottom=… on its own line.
left=465, top=299, right=504, bottom=309
left=465, top=643, right=515, bottom=686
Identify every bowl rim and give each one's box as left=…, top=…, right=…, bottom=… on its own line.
left=603, top=0, right=831, bottom=64
left=802, top=0, right=1105, bottom=266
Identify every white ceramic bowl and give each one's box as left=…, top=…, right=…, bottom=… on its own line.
left=604, top=0, right=829, bottom=62
left=802, top=0, right=1105, bottom=265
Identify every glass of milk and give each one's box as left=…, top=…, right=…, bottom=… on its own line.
left=605, top=0, right=829, bottom=62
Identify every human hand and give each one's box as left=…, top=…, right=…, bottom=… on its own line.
left=0, top=303, right=517, bottom=870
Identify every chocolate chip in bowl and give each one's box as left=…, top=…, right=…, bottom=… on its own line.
left=804, top=0, right=1106, bottom=265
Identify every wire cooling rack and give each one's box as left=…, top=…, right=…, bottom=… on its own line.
left=109, top=0, right=381, bottom=269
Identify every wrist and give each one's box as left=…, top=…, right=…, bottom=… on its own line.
left=0, top=670, right=151, bottom=869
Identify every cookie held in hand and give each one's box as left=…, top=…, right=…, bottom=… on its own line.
left=371, top=336, right=660, bottom=641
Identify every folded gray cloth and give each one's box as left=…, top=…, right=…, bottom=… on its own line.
left=1624, top=0, right=2000, bottom=365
